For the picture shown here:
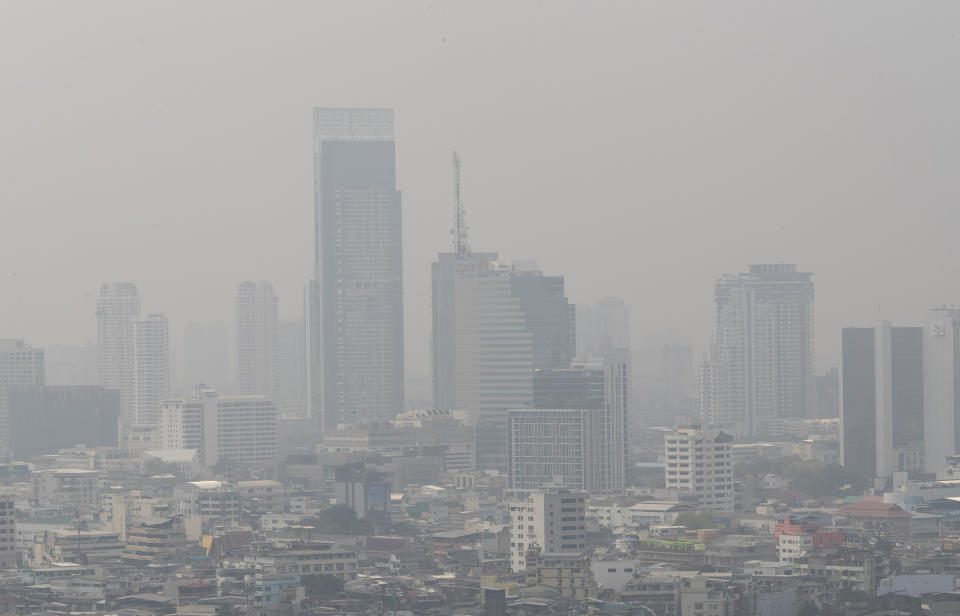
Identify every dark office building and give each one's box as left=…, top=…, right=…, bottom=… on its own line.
left=841, top=324, right=923, bottom=479
left=509, top=272, right=575, bottom=370
left=311, top=108, right=404, bottom=430
left=533, top=366, right=604, bottom=410
left=8, top=386, right=120, bottom=459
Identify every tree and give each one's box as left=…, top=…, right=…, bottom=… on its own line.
left=301, top=505, right=374, bottom=535
left=674, top=511, right=716, bottom=530
left=784, top=460, right=869, bottom=498
left=302, top=574, right=344, bottom=597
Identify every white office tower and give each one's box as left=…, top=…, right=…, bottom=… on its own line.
left=507, top=490, right=586, bottom=573
left=598, top=350, right=630, bottom=490
left=235, top=281, right=278, bottom=399
left=0, top=340, right=45, bottom=452
left=701, top=264, right=814, bottom=438
left=97, top=282, right=141, bottom=420
left=663, top=427, right=734, bottom=512
left=276, top=318, right=306, bottom=418
left=923, top=308, right=960, bottom=477
left=576, top=297, right=631, bottom=359
left=160, top=386, right=277, bottom=468
left=433, top=253, right=534, bottom=471
left=132, top=314, right=169, bottom=425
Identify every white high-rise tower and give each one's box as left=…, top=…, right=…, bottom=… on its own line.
left=236, top=281, right=279, bottom=399
left=701, top=264, right=814, bottom=438
left=133, top=314, right=169, bottom=425
left=97, top=282, right=141, bottom=421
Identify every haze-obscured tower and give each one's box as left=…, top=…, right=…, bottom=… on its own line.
left=312, top=108, right=404, bottom=430
left=577, top=297, right=631, bottom=358
left=235, top=281, right=278, bottom=399
left=923, top=308, right=960, bottom=477
left=97, top=282, right=141, bottom=420
left=276, top=318, right=306, bottom=417
left=0, top=340, right=45, bottom=452
left=701, top=264, right=814, bottom=438
left=132, top=313, right=169, bottom=425
left=182, top=323, right=230, bottom=394
left=840, top=323, right=923, bottom=479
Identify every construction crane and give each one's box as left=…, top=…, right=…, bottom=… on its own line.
left=452, top=151, right=469, bottom=258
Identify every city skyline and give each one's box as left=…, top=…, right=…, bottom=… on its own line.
left=6, top=3, right=960, bottom=379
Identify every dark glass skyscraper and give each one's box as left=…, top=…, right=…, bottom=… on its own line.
left=311, top=108, right=404, bottom=430
left=840, top=323, right=923, bottom=479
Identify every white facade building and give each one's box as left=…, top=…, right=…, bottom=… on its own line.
left=508, top=490, right=586, bottom=573
left=0, top=339, right=44, bottom=452
left=97, top=282, right=141, bottom=421
left=160, top=386, right=277, bottom=468
left=236, top=281, right=279, bottom=400
left=923, top=308, right=960, bottom=477
left=663, top=427, right=735, bottom=512
left=133, top=314, right=169, bottom=425
left=701, top=264, right=814, bottom=438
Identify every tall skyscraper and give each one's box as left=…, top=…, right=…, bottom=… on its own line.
left=433, top=253, right=533, bottom=471
left=576, top=297, right=631, bottom=358
left=0, top=340, right=45, bottom=452
left=840, top=323, right=924, bottom=479
left=700, top=264, right=814, bottom=438
left=132, top=314, right=169, bottom=425
left=312, top=108, right=405, bottom=430
left=509, top=265, right=575, bottom=370
left=235, top=281, right=278, bottom=399
left=97, top=282, right=141, bottom=420
left=923, top=308, right=960, bottom=477
left=276, top=318, right=306, bottom=417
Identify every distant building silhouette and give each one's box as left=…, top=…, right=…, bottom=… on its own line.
left=235, top=281, right=278, bottom=399
left=0, top=339, right=45, bottom=453
left=97, top=282, right=140, bottom=421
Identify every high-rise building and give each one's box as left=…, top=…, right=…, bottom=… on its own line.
left=97, top=282, right=141, bottom=420
left=133, top=314, right=169, bottom=425
left=433, top=253, right=534, bottom=471
left=700, top=264, right=814, bottom=438
left=923, top=308, right=960, bottom=477
left=159, top=386, right=277, bottom=468
left=235, top=281, right=278, bottom=399
left=520, top=353, right=630, bottom=492
left=509, top=265, right=575, bottom=370
left=507, top=490, right=586, bottom=573
left=312, top=108, right=405, bottom=431
left=0, top=339, right=45, bottom=452
left=182, top=323, right=230, bottom=394
left=8, top=386, right=120, bottom=459
left=663, top=427, right=735, bottom=512
left=840, top=323, right=924, bottom=479
left=276, top=318, right=306, bottom=418
left=576, top=297, right=631, bottom=358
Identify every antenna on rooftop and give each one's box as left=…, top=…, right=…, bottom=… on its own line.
left=453, top=151, right=469, bottom=258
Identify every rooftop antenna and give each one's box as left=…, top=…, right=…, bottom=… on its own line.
left=453, top=150, right=469, bottom=258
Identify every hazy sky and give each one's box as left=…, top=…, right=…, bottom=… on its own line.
left=2, top=1, right=960, bottom=378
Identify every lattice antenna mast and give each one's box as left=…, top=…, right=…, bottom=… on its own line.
left=453, top=151, right=469, bottom=258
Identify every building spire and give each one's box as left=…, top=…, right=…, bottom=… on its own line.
left=453, top=150, right=469, bottom=258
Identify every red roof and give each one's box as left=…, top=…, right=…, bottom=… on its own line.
left=836, top=496, right=911, bottom=519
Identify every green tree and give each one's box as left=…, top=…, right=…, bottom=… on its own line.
left=301, top=505, right=374, bottom=535
left=302, top=574, right=344, bottom=597
left=674, top=511, right=716, bottom=529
